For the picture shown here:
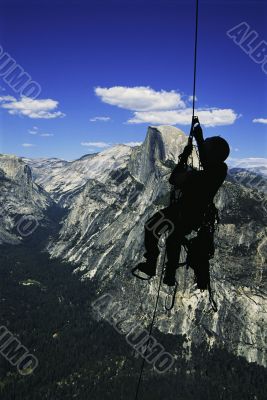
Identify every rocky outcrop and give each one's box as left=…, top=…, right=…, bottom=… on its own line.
left=0, top=154, right=55, bottom=244
left=24, top=146, right=133, bottom=207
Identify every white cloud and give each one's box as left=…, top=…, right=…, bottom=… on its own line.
left=0, top=95, right=16, bottom=102
left=81, top=141, right=142, bottom=149
left=28, top=126, right=39, bottom=135
left=94, top=86, right=238, bottom=127
left=28, top=126, right=53, bottom=136
left=188, top=95, right=198, bottom=102
left=0, top=96, right=65, bottom=119
left=253, top=118, right=267, bottom=124
left=89, top=116, right=111, bottom=122
left=123, top=141, right=143, bottom=147
left=95, top=86, right=186, bottom=111
left=197, top=109, right=239, bottom=127
left=81, top=141, right=111, bottom=148
left=128, top=108, right=238, bottom=127
left=22, top=143, right=36, bottom=147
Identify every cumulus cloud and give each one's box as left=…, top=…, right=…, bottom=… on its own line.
left=40, top=133, right=54, bottom=137
left=94, top=86, right=238, bottom=127
left=0, top=96, right=65, bottom=119
left=253, top=118, right=267, bottom=124
left=22, top=143, right=36, bottom=147
left=128, top=108, right=238, bottom=127
left=95, top=86, right=186, bottom=111
left=81, top=141, right=111, bottom=148
left=89, top=116, right=111, bottom=122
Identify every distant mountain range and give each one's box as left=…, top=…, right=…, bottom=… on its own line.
left=228, top=157, right=267, bottom=177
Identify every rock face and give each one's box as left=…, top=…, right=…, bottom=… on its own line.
left=0, top=154, right=55, bottom=244
left=48, top=126, right=195, bottom=270
left=1, top=126, right=266, bottom=369
left=23, top=146, right=132, bottom=207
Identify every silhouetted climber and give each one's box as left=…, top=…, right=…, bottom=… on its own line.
left=134, top=122, right=230, bottom=287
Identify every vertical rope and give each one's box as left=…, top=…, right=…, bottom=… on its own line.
left=134, top=250, right=166, bottom=400
left=192, top=0, right=199, bottom=120
left=134, top=1, right=200, bottom=398
left=189, top=0, right=199, bottom=145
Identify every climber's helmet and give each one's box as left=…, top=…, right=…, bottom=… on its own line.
left=203, top=136, right=230, bottom=163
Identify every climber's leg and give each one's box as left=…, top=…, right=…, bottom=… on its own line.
left=136, top=209, right=173, bottom=277
left=163, top=227, right=183, bottom=286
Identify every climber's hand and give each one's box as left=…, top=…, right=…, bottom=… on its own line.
left=192, top=123, right=203, bottom=141
left=182, top=143, right=193, bottom=159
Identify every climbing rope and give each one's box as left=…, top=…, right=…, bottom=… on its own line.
left=133, top=1, right=200, bottom=398
left=192, top=0, right=199, bottom=120
left=134, top=249, right=166, bottom=400
left=189, top=0, right=199, bottom=147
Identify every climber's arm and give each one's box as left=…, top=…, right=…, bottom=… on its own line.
left=169, top=144, right=193, bottom=186
left=192, top=124, right=209, bottom=170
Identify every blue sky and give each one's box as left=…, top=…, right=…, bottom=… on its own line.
left=0, top=0, right=266, bottom=161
